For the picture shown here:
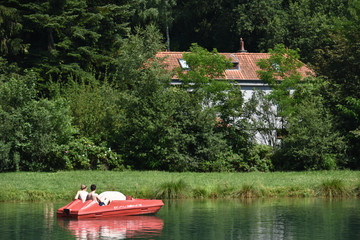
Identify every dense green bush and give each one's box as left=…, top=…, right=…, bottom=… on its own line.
left=200, top=145, right=273, bottom=172
left=59, top=137, right=125, bottom=170
left=245, top=144, right=273, bottom=172
left=17, top=98, right=75, bottom=171
left=0, top=74, right=75, bottom=171
left=273, top=97, right=345, bottom=170
left=117, top=73, right=229, bottom=171
left=58, top=78, right=124, bottom=145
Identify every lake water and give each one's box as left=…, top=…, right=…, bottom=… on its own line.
left=1, top=199, right=360, bottom=239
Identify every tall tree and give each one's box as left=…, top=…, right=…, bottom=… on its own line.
left=283, top=0, right=349, bottom=63
left=171, top=0, right=240, bottom=51
left=129, top=0, right=176, bottom=50
left=0, top=5, right=27, bottom=59
left=274, top=78, right=345, bottom=170
left=314, top=0, right=360, bottom=167
left=1, top=0, right=133, bottom=85
left=234, top=0, right=286, bottom=52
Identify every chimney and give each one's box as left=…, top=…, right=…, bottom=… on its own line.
left=238, top=38, right=247, bottom=53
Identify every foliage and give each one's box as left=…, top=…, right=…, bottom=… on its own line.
left=129, top=0, right=176, bottom=50
left=0, top=73, right=74, bottom=171
left=201, top=144, right=273, bottom=172
left=273, top=79, right=345, bottom=170
left=200, top=148, right=240, bottom=172
left=0, top=5, right=27, bottom=57
left=1, top=0, right=133, bottom=85
left=234, top=0, right=286, bottom=52
left=116, top=43, right=248, bottom=172
left=257, top=44, right=345, bottom=170
left=176, top=43, right=233, bottom=91
left=175, top=44, right=251, bottom=171
left=59, top=137, right=124, bottom=171
left=246, top=144, right=273, bottom=172
left=0, top=0, right=359, bottom=172
left=111, top=25, right=165, bottom=90
left=57, top=78, right=124, bottom=145
left=171, top=0, right=240, bottom=51
left=314, top=0, right=360, bottom=167
left=257, top=44, right=305, bottom=118
left=117, top=80, right=228, bottom=171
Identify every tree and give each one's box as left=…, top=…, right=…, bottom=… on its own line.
left=111, top=25, right=164, bottom=90
left=0, top=72, right=74, bottom=171
left=256, top=44, right=304, bottom=118
left=314, top=0, right=360, bottom=167
left=59, top=78, right=123, bottom=145
left=1, top=0, right=133, bottom=86
left=257, top=44, right=345, bottom=170
left=176, top=43, right=232, bottom=90
left=0, top=5, right=27, bottom=58
left=274, top=78, right=345, bottom=170
left=234, top=0, right=286, bottom=52
left=176, top=43, right=244, bottom=130
left=114, top=43, right=250, bottom=171
left=171, top=0, right=240, bottom=51
left=129, top=0, right=176, bottom=50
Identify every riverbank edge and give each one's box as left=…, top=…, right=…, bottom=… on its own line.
left=1, top=170, right=360, bottom=202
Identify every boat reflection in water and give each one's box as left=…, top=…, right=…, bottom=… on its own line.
left=57, top=215, right=164, bottom=239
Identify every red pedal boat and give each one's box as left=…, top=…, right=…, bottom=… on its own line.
left=57, top=192, right=164, bottom=218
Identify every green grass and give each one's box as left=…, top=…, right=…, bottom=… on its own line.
left=1, top=170, right=360, bottom=201
left=319, top=179, right=349, bottom=198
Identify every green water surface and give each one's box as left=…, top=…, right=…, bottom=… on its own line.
left=1, top=199, right=360, bottom=239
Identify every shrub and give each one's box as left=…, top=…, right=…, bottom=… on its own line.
left=200, top=145, right=273, bottom=172
left=246, top=144, right=273, bottom=172
left=272, top=86, right=345, bottom=171
left=0, top=74, right=75, bottom=171
left=60, top=137, right=125, bottom=170
left=200, top=148, right=237, bottom=172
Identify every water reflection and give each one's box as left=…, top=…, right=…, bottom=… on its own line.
left=44, top=203, right=54, bottom=230
left=57, top=215, right=164, bottom=239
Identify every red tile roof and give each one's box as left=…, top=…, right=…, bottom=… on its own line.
left=155, top=51, right=314, bottom=81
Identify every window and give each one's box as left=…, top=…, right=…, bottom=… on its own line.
left=178, top=59, right=190, bottom=70
left=228, top=62, right=239, bottom=70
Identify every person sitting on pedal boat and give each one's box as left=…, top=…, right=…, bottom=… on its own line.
left=86, top=184, right=110, bottom=206
left=74, top=184, right=88, bottom=203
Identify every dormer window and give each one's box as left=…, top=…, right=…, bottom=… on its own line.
left=229, top=62, right=239, bottom=70
left=178, top=59, right=190, bottom=70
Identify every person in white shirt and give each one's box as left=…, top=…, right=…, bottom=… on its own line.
left=74, top=184, right=88, bottom=203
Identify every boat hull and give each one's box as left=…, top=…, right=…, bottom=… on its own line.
left=57, top=199, right=164, bottom=218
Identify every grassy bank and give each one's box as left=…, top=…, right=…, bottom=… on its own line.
left=1, top=170, right=360, bottom=201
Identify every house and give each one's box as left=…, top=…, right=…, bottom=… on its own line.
left=155, top=40, right=314, bottom=145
